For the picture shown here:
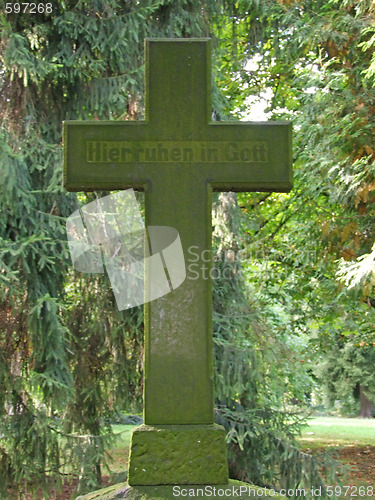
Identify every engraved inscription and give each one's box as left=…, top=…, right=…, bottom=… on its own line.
left=86, top=141, right=268, bottom=164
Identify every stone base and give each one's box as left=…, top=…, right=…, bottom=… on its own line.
left=128, top=424, right=228, bottom=485
left=76, top=479, right=284, bottom=499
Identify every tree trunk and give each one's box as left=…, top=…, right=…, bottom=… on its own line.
left=359, top=385, right=374, bottom=418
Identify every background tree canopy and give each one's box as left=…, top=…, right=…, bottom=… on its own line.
left=0, top=0, right=374, bottom=497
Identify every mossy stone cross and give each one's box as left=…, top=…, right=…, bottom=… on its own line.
left=63, top=38, right=292, bottom=486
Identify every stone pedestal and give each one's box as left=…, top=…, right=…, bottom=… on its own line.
left=128, top=424, right=228, bottom=486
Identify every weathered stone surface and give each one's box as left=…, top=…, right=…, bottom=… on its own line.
left=128, top=424, right=228, bottom=485
left=76, top=479, right=284, bottom=500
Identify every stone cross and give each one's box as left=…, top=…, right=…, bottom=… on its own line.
left=63, top=38, right=292, bottom=486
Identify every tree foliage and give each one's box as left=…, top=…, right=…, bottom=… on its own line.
left=215, top=0, right=375, bottom=416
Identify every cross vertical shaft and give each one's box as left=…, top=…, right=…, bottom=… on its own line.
left=144, top=177, right=213, bottom=424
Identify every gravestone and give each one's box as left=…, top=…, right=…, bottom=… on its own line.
left=63, top=38, right=292, bottom=486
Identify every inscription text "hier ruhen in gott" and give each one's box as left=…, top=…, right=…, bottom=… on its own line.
left=86, top=141, right=269, bottom=164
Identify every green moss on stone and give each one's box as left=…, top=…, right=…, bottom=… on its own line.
left=128, top=424, right=228, bottom=485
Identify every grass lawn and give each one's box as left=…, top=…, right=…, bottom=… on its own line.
left=298, top=416, right=375, bottom=496
left=299, top=416, right=375, bottom=448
